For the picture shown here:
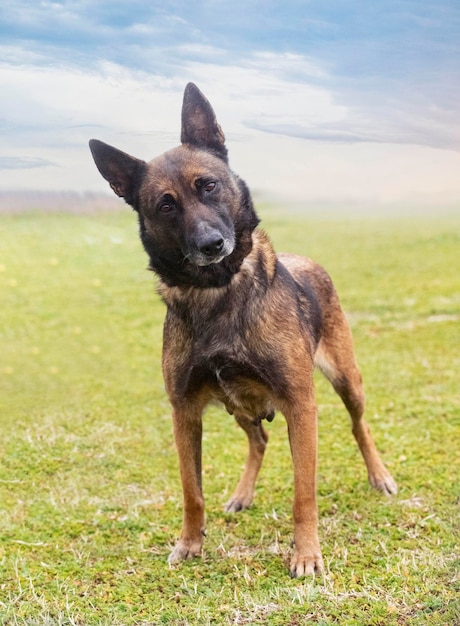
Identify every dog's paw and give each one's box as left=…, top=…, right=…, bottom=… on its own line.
left=223, top=492, right=253, bottom=513
left=369, top=469, right=398, bottom=496
left=289, top=547, right=324, bottom=578
left=168, top=537, right=203, bottom=565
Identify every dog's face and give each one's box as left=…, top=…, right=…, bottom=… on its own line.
left=89, top=83, right=259, bottom=288
left=139, top=145, right=237, bottom=268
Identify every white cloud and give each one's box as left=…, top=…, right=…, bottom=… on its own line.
left=0, top=156, right=56, bottom=169
left=170, top=55, right=346, bottom=135
left=0, top=46, right=459, bottom=209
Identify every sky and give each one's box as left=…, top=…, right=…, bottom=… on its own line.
left=1, top=0, right=460, bottom=209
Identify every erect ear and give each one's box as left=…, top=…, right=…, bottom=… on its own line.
left=180, top=83, right=227, bottom=160
left=89, top=139, right=145, bottom=206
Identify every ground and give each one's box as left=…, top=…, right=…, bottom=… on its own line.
left=0, top=205, right=459, bottom=625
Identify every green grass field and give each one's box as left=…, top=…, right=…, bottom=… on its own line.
left=1, top=206, right=459, bottom=625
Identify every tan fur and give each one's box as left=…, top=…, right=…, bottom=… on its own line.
left=162, top=229, right=397, bottom=577
left=88, top=83, right=397, bottom=578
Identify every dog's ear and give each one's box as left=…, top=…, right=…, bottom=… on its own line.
left=181, top=83, right=228, bottom=160
left=89, top=139, right=145, bottom=206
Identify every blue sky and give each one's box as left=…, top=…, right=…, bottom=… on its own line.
left=1, top=0, right=459, bottom=207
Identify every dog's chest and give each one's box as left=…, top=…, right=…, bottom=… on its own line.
left=193, top=352, right=277, bottom=421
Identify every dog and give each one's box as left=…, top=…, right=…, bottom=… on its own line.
left=89, top=82, right=397, bottom=577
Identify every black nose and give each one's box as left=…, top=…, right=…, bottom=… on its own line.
left=199, top=236, right=224, bottom=257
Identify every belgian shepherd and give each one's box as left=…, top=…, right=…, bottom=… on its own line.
left=89, top=83, right=397, bottom=577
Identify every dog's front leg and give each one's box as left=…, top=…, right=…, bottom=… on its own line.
left=284, top=389, right=324, bottom=578
left=168, top=405, right=205, bottom=564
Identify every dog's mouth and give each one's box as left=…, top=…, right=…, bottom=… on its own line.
left=193, top=254, right=228, bottom=267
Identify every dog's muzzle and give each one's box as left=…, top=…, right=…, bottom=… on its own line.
left=186, top=230, right=235, bottom=267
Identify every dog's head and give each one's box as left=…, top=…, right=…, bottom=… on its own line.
left=89, top=83, right=259, bottom=288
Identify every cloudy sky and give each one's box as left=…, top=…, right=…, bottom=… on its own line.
left=1, top=0, right=460, bottom=208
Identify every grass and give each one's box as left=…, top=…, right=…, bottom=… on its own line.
left=0, top=205, right=459, bottom=625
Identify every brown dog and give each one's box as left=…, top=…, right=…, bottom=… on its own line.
left=89, top=83, right=397, bottom=577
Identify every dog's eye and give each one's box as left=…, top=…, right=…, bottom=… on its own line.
left=203, top=181, right=217, bottom=193
left=159, top=202, right=174, bottom=214
left=195, top=179, right=217, bottom=195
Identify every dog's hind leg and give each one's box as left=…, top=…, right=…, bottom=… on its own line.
left=224, top=413, right=268, bottom=513
left=315, top=310, right=397, bottom=496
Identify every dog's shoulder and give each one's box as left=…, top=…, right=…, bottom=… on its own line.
left=277, top=253, right=336, bottom=302
left=276, top=252, right=341, bottom=343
